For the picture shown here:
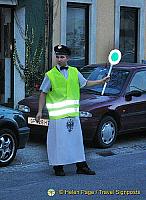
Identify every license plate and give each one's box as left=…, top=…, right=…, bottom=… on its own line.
left=28, top=117, right=48, bottom=126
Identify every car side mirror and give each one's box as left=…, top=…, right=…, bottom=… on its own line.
left=125, top=90, right=142, bottom=101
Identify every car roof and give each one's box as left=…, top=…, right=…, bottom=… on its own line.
left=81, top=63, right=146, bottom=71
left=114, top=63, right=146, bottom=70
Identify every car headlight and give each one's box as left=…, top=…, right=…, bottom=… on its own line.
left=80, top=111, right=92, bottom=118
left=17, top=104, right=30, bottom=113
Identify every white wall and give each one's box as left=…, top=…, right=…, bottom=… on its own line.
left=5, top=58, right=11, bottom=102
left=0, top=0, right=17, bottom=5
left=14, top=7, right=25, bottom=107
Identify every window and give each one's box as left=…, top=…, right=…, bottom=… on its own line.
left=115, top=0, right=145, bottom=63
left=119, top=7, right=138, bottom=63
left=66, top=3, right=89, bottom=68
left=129, top=71, right=146, bottom=92
left=60, top=0, right=97, bottom=66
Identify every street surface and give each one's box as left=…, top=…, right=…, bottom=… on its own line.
left=0, top=132, right=146, bottom=200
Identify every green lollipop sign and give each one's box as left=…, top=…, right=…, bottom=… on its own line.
left=108, top=49, right=121, bottom=65
left=101, top=49, right=121, bottom=95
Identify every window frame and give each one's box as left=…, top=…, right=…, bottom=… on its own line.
left=115, top=0, right=145, bottom=63
left=60, top=0, right=96, bottom=64
left=66, top=3, right=89, bottom=67
left=119, top=6, right=138, bottom=63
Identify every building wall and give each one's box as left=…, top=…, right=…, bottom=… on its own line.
left=52, top=0, right=61, bottom=65
left=96, top=0, right=115, bottom=63
left=52, top=0, right=146, bottom=64
left=53, top=0, right=61, bottom=47
left=14, top=6, right=25, bottom=107
left=0, top=0, right=17, bottom=5
left=12, top=0, right=146, bottom=106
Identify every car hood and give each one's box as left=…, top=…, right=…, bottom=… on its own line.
left=0, top=106, right=20, bottom=115
left=80, top=92, right=116, bottom=111
left=18, top=93, right=116, bottom=114
left=19, top=95, right=39, bottom=108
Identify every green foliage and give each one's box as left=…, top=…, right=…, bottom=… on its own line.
left=13, top=25, right=44, bottom=96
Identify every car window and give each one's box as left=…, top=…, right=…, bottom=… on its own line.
left=80, top=65, right=107, bottom=79
left=129, top=70, right=146, bottom=92
left=85, top=67, right=129, bottom=95
left=87, top=67, right=109, bottom=80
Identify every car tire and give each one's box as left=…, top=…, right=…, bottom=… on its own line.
left=94, top=116, right=117, bottom=148
left=0, top=129, right=17, bottom=167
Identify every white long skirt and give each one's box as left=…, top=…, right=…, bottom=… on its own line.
left=47, top=117, right=86, bottom=165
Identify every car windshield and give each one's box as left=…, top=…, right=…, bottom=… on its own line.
left=82, top=66, right=130, bottom=95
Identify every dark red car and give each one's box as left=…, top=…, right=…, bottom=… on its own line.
left=17, top=63, right=146, bottom=148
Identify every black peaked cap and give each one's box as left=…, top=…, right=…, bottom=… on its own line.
left=54, top=44, right=71, bottom=56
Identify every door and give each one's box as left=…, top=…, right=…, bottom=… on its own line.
left=120, top=70, right=146, bottom=131
left=0, top=8, right=13, bottom=105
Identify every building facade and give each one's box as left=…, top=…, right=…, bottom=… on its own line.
left=0, top=0, right=25, bottom=107
left=0, top=0, right=146, bottom=107
left=52, top=0, right=146, bottom=67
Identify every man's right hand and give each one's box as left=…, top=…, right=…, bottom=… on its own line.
left=36, top=112, right=42, bottom=122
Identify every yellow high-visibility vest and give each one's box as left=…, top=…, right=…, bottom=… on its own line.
left=45, top=66, right=80, bottom=119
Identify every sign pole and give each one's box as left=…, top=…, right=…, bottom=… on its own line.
left=101, top=64, right=113, bottom=95
left=101, top=49, right=121, bottom=96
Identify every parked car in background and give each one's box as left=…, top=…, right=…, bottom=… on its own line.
left=0, top=105, right=30, bottom=167
left=17, top=63, right=146, bottom=148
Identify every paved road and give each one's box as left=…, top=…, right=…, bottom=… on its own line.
left=0, top=132, right=146, bottom=200
left=11, top=131, right=146, bottom=166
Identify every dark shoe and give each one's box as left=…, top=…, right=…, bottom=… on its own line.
left=53, top=166, right=65, bottom=176
left=54, top=169, right=65, bottom=176
left=76, top=167, right=96, bottom=175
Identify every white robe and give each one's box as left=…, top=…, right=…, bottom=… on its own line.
left=47, top=117, right=86, bottom=165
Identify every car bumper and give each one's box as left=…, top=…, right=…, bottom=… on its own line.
left=28, top=124, right=48, bottom=136
left=18, top=127, right=30, bottom=149
left=81, top=117, right=100, bottom=141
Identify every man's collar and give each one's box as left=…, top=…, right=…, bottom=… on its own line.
left=57, top=65, right=69, bottom=71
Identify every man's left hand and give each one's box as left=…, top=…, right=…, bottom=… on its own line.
left=102, top=75, right=110, bottom=84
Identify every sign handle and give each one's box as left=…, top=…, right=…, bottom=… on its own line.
left=101, top=49, right=121, bottom=96
left=101, top=64, right=113, bottom=96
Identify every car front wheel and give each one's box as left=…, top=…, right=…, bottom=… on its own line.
left=0, top=129, right=17, bottom=167
left=95, top=116, right=117, bottom=148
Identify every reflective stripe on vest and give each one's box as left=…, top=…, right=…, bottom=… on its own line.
left=46, top=100, right=79, bottom=109
left=49, top=107, right=79, bottom=117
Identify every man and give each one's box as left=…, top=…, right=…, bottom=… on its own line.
left=36, top=44, right=109, bottom=176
